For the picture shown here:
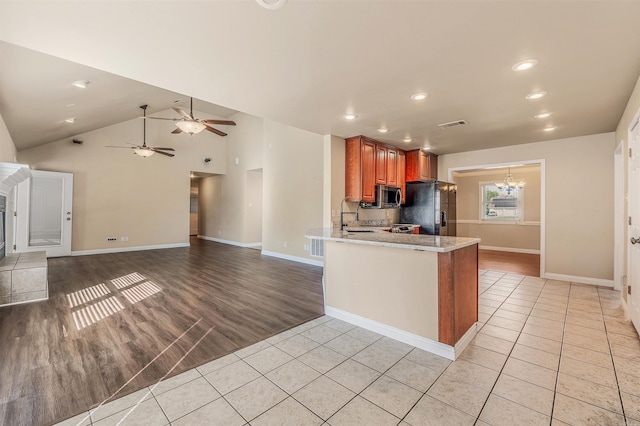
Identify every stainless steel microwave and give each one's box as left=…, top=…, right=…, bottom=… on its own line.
left=360, top=185, right=402, bottom=209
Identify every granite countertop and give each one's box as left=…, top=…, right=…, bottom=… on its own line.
left=305, top=228, right=480, bottom=253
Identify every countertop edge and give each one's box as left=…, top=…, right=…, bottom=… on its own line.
left=305, top=229, right=480, bottom=253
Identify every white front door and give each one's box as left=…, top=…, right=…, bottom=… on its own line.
left=628, top=114, right=640, bottom=333
left=16, top=170, right=73, bottom=257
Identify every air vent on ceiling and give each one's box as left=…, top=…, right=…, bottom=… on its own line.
left=438, top=120, right=467, bottom=129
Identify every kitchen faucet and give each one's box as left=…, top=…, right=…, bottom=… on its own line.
left=339, top=196, right=359, bottom=230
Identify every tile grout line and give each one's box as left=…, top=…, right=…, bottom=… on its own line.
left=549, top=279, right=571, bottom=426
left=597, top=285, right=629, bottom=425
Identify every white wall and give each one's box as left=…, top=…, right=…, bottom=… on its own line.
left=0, top=113, right=16, bottom=163
left=440, top=132, right=615, bottom=283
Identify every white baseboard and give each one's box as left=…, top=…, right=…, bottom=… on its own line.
left=543, top=272, right=614, bottom=288
left=325, top=306, right=476, bottom=360
left=261, top=250, right=324, bottom=267
left=72, top=242, right=189, bottom=256
left=198, top=235, right=262, bottom=248
left=479, top=245, right=540, bottom=255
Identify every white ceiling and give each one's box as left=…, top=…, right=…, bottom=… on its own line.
left=1, top=1, right=639, bottom=155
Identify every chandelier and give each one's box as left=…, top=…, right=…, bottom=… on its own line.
left=495, top=166, right=525, bottom=194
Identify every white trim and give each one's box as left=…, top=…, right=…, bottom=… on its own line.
left=325, top=306, right=477, bottom=361
left=72, top=242, right=189, bottom=256
left=1, top=296, right=48, bottom=307
left=448, top=158, right=546, bottom=278
left=261, top=250, right=324, bottom=267
left=457, top=219, right=540, bottom=226
left=614, top=141, right=624, bottom=291
left=543, top=272, right=614, bottom=288
left=198, top=235, right=262, bottom=248
left=479, top=245, right=540, bottom=255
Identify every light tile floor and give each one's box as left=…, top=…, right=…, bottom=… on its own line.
left=55, top=270, right=640, bottom=425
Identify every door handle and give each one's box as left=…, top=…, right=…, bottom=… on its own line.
left=632, top=237, right=640, bottom=245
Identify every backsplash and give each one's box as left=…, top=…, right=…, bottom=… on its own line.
left=332, top=203, right=401, bottom=229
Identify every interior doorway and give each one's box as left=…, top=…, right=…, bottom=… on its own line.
left=190, top=179, right=198, bottom=236
left=189, top=171, right=217, bottom=238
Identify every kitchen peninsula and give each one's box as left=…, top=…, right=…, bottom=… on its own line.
left=306, top=229, right=480, bottom=360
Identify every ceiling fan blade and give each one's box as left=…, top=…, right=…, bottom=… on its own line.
left=150, top=147, right=175, bottom=151
left=151, top=148, right=175, bottom=157
left=171, top=127, right=182, bottom=134
left=173, top=107, right=192, bottom=120
left=140, top=116, right=178, bottom=121
left=204, top=120, right=236, bottom=126
left=204, top=125, right=227, bottom=137
left=106, top=145, right=137, bottom=149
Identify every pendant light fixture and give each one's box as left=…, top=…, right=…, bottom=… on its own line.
left=495, top=166, right=525, bottom=194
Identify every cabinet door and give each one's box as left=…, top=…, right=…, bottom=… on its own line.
left=429, top=154, right=438, bottom=180
left=418, top=151, right=430, bottom=181
left=361, top=140, right=377, bottom=202
left=375, top=145, right=387, bottom=185
left=397, top=150, right=406, bottom=203
left=387, top=149, right=398, bottom=186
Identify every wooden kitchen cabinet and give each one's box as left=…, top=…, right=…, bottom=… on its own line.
left=387, top=148, right=398, bottom=187
left=397, top=150, right=406, bottom=203
left=406, top=149, right=438, bottom=182
left=346, top=135, right=407, bottom=203
left=375, top=144, right=387, bottom=185
left=346, top=136, right=377, bottom=202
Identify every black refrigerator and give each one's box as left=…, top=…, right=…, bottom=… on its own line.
left=400, top=181, right=457, bottom=236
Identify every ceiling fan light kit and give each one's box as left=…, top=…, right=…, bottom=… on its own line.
left=175, top=120, right=206, bottom=135
left=106, top=105, right=175, bottom=158
left=144, top=97, right=236, bottom=137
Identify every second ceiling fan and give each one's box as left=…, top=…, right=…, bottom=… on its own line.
left=145, top=97, right=236, bottom=136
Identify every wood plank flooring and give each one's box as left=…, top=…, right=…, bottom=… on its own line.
left=0, top=238, right=324, bottom=426
left=478, top=249, right=540, bottom=277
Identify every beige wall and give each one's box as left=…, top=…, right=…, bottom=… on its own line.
left=454, top=166, right=541, bottom=252
left=198, top=112, right=264, bottom=244
left=0, top=113, right=16, bottom=163
left=325, top=241, right=439, bottom=340
left=18, top=108, right=227, bottom=252
left=263, top=120, right=324, bottom=257
left=440, top=132, right=615, bottom=282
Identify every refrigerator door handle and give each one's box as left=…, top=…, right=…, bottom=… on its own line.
left=441, top=211, right=447, bottom=227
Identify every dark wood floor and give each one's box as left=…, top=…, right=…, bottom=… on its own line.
left=0, top=238, right=324, bottom=426
left=478, top=249, right=541, bottom=277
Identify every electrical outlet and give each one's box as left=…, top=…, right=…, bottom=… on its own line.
left=284, top=242, right=287, bottom=248
left=304, top=244, right=309, bottom=251
left=107, top=237, right=117, bottom=242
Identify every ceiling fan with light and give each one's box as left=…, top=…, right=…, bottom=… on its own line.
left=143, top=97, right=236, bottom=136
left=106, top=105, right=175, bottom=158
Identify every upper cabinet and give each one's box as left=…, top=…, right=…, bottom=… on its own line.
left=397, top=150, right=406, bottom=204
left=346, top=136, right=377, bottom=202
left=346, top=136, right=405, bottom=203
left=406, top=149, right=438, bottom=182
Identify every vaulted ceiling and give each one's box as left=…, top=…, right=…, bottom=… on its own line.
left=1, top=1, right=639, bottom=154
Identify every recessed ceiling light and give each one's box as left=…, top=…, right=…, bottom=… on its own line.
left=403, top=137, right=412, bottom=143
left=256, top=0, right=288, bottom=9
left=72, top=80, right=89, bottom=89
left=525, top=91, right=547, bottom=100
left=411, top=93, right=429, bottom=101
left=377, top=127, right=389, bottom=133
left=511, top=59, right=539, bottom=72
left=343, top=114, right=358, bottom=120
left=534, top=112, right=552, bottom=119
left=64, top=117, right=76, bottom=123
left=423, top=145, right=431, bottom=150
left=543, top=126, right=556, bottom=132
